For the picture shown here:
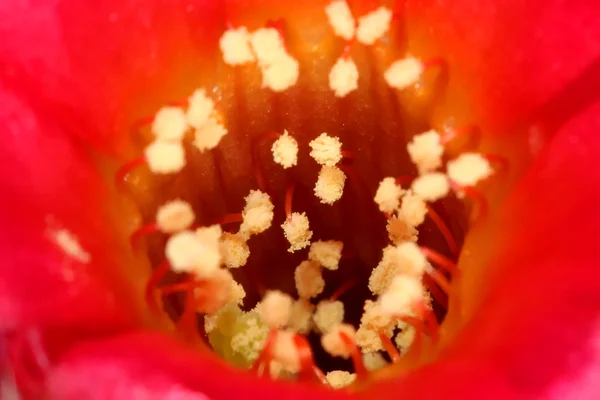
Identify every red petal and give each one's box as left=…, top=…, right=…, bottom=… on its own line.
left=405, top=0, right=600, bottom=131
left=45, top=331, right=350, bottom=400
left=1, top=0, right=224, bottom=155
left=377, top=100, right=600, bottom=397
left=0, top=86, right=152, bottom=333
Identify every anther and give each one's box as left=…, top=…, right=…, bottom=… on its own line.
left=356, top=6, right=393, bottom=45
left=325, top=1, right=356, bottom=41
left=308, top=240, right=344, bottom=270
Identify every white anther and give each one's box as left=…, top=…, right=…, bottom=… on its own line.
left=314, top=300, right=345, bottom=333
left=326, top=370, right=357, bottom=389
left=379, top=275, right=425, bottom=317
left=271, top=330, right=301, bottom=374
left=271, top=130, right=299, bottom=169
left=322, top=323, right=356, bottom=358
left=196, top=269, right=235, bottom=315
left=244, top=190, right=274, bottom=210
left=165, top=231, right=208, bottom=274
left=308, top=240, right=344, bottom=270
left=282, top=212, right=313, bottom=252
left=325, top=1, right=355, bottom=40
left=230, top=311, right=269, bottom=363
left=151, top=106, right=188, bottom=141
left=250, top=28, right=286, bottom=66
left=387, top=213, right=418, bottom=244
left=220, top=232, right=250, bottom=269
left=258, top=290, right=294, bottom=330
left=239, top=190, right=275, bottom=239
left=384, top=56, right=424, bottom=90
left=187, top=89, right=215, bottom=129
left=368, top=246, right=401, bottom=295
left=261, top=52, right=300, bottom=92
left=294, top=260, right=324, bottom=299
left=145, top=140, right=186, bottom=174
left=229, top=280, right=246, bottom=306
left=355, top=300, right=395, bottom=352
left=395, top=321, right=417, bottom=355
left=407, top=129, right=444, bottom=174
left=309, top=133, right=343, bottom=166
left=447, top=153, right=493, bottom=187
left=219, top=26, right=256, bottom=66
left=411, top=172, right=450, bottom=202
left=363, top=352, right=388, bottom=371
left=314, top=166, right=346, bottom=204
left=288, top=300, right=314, bottom=334
left=193, top=116, right=228, bottom=152
left=374, top=177, right=404, bottom=214
left=395, top=241, right=428, bottom=277
left=356, top=6, right=392, bottom=45
left=400, top=190, right=427, bottom=227
left=156, top=199, right=195, bottom=233
left=329, top=57, right=359, bottom=97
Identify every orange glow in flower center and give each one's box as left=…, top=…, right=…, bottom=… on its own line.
left=113, top=0, right=510, bottom=391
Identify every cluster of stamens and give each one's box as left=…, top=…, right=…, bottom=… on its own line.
left=115, top=0, right=507, bottom=391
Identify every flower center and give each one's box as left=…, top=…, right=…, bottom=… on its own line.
left=113, top=0, right=509, bottom=390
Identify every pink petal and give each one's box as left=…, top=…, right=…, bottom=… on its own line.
left=405, top=0, right=600, bottom=131
left=45, top=331, right=351, bottom=400
left=389, top=99, right=600, bottom=396
left=0, top=0, right=224, bottom=155
left=0, top=86, right=152, bottom=334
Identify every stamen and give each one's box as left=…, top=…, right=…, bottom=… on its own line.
left=284, top=182, right=296, bottom=222
left=115, top=156, right=145, bottom=188
left=314, top=166, right=347, bottom=204
left=422, top=271, right=447, bottom=305
left=356, top=6, right=393, bottom=45
left=330, top=279, right=357, bottom=301
left=265, top=18, right=287, bottom=40
left=424, top=204, right=459, bottom=255
left=293, top=334, right=326, bottom=383
left=251, top=330, right=277, bottom=374
left=325, top=0, right=356, bottom=41
left=130, top=222, right=159, bottom=247
left=384, top=55, right=424, bottom=90
left=419, top=246, right=458, bottom=275
left=484, top=153, right=510, bottom=174
left=145, top=261, right=171, bottom=314
left=338, top=329, right=368, bottom=378
left=449, top=181, right=489, bottom=223
left=439, top=124, right=481, bottom=147
left=308, top=240, right=344, bottom=270
left=378, top=332, right=401, bottom=363
left=207, top=212, right=244, bottom=227
left=328, top=56, right=359, bottom=98
left=425, top=268, right=451, bottom=297
left=158, top=279, right=207, bottom=296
